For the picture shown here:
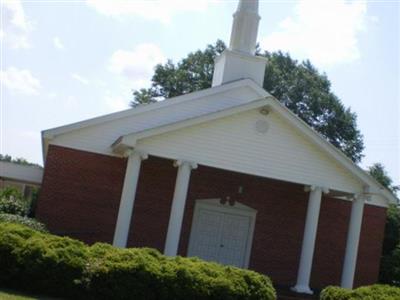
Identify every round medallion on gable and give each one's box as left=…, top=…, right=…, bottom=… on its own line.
left=254, top=119, right=269, bottom=134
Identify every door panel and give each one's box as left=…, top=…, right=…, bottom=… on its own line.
left=189, top=208, right=223, bottom=262
left=188, top=206, right=252, bottom=268
left=218, top=213, right=251, bottom=267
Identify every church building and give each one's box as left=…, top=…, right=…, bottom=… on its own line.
left=36, top=0, right=397, bottom=294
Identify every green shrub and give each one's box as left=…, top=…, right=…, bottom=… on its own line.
left=0, top=186, right=38, bottom=217
left=320, top=284, right=400, bottom=300
left=0, top=214, right=47, bottom=232
left=83, top=244, right=275, bottom=300
left=0, top=186, right=23, bottom=200
left=392, top=246, right=400, bottom=285
left=0, top=222, right=88, bottom=298
left=0, top=196, right=28, bottom=216
left=0, top=223, right=37, bottom=285
left=0, top=223, right=276, bottom=300
left=15, top=234, right=88, bottom=296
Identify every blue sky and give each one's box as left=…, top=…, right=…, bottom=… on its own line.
left=1, top=0, right=399, bottom=185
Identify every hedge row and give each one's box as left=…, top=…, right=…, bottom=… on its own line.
left=0, top=222, right=276, bottom=300
left=0, top=213, right=47, bottom=232
left=321, top=284, right=400, bottom=300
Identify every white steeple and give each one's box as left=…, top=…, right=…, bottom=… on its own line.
left=212, top=0, right=266, bottom=87
left=229, top=0, right=260, bottom=55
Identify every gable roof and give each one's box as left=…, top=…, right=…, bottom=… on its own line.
left=42, top=79, right=269, bottom=139
left=42, top=78, right=397, bottom=206
left=112, top=91, right=397, bottom=206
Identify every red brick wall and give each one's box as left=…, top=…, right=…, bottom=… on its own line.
left=36, top=145, right=126, bottom=244
left=126, top=156, right=177, bottom=250
left=37, top=146, right=387, bottom=289
left=179, top=165, right=309, bottom=286
left=311, top=197, right=352, bottom=287
left=355, top=205, right=387, bottom=287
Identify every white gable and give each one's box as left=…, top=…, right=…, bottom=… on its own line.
left=134, top=108, right=363, bottom=195
left=47, top=80, right=268, bottom=157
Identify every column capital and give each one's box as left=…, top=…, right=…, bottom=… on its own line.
left=304, top=185, right=329, bottom=194
left=173, top=160, right=198, bottom=170
left=352, top=193, right=369, bottom=202
left=123, top=149, right=148, bottom=161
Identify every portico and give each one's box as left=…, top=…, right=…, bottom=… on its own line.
left=112, top=151, right=370, bottom=291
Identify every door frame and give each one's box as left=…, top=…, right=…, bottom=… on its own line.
left=187, top=198, right=257, bottom=268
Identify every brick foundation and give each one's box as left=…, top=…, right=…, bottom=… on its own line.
left=37, top=145, right=387, bottom=289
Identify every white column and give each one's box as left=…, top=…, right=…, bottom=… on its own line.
left=113, top=150, right=147, bottom=248
left=292, top=186, right=325, bottom=294
left=341, top=196, right=365, bottom=289
left=164, top=160, right=197, bottom=256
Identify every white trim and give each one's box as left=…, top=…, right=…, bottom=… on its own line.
left=187, top=198, right=257, bottom=269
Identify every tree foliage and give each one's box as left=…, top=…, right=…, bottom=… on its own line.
left=368, top=163, right=400, bottom=285
left=132, top=40, right=364, bottom=162
left=369, top=163, right=400, bottom=194
left=131, top=40, right=225, bottom=106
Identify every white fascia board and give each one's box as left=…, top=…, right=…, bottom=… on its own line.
left=114, top=98, right=272, bottom=149
left=42, top=79, right=269, bottom=140
left=267, top=98, right=398, bottom=205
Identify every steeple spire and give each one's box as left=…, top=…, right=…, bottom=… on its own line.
left=229, top=0, right=260, bottom=55
left=211, top=0, right=266, bottom=87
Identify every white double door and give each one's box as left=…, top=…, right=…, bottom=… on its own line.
left=188, top=201, right=255, bottom=268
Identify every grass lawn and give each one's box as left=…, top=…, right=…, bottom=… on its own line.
left=0, top=289, right=57, bottom=300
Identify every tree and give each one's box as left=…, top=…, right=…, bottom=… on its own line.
left=131, top=40, right=225, bottom=106
left=132, top=40, right=365, bottom=162
left=369, top=163, right=400, bottom=285
left=369, top=163, right=400, bottom=194
left=379, top=204, right=400, bottom=286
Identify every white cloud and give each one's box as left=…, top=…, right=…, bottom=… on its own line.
left=109, top=43, right=165, bottom=88
left=71, top=73, right=89, bottom=85
left=0, top=67, right=41, bottom=95
left=86, top=0, right=209, bottom=23
left=20, top=130, right=40, bottom=140
left=2, top=0, right=33, bottom=49
left=261, top=0, right=369, bottom=67
left=53, top=36, right=65, bottom=50
left=104, top=94, right=129, bottom=112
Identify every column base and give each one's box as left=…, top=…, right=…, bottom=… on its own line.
left=291, top=285, right=314, bottom=295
